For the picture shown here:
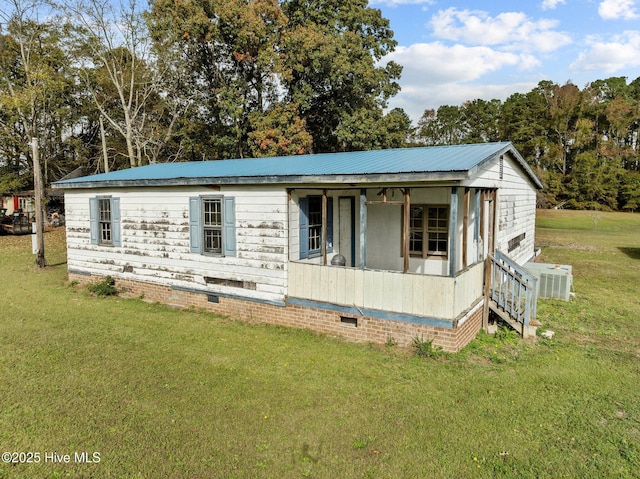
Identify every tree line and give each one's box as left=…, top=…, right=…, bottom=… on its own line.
left=414, top=78, right=640, bottom=211
left=1, top=0, right=408, bottom=191
left=1, top=0, right=639, bottom=212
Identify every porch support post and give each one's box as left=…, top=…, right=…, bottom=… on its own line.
left=479, top=190, right=486, bottom=258
left=402, top=188, right=410, bottom=273
left=489, top=190, right=497, bottom=254
left=322, top=189, right=327, bottom=265
left=474, top=189, right=481, bottom=261
left=483, top=255, right=492, bottom=332
left=449, top=187, right=458, bottom=277
left=462, top=188, right=469, bottom=269
left=359, top=189, right=367, bottom=269
left=287, top=189, right=292, bottom=262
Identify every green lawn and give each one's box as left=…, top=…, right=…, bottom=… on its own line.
left=1, top=213, right=639, bottom=478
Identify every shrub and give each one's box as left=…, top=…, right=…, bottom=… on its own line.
left=412, top=336, right=442, bottom=359
left=87, top=276, right=118, bottom=297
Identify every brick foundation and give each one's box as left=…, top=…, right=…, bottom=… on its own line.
left=71, top=273, right=484, bottom=353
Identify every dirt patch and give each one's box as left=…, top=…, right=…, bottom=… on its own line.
left=537, top=241, right=598, bottom=251
left=564, top=243, right=598, bottom=251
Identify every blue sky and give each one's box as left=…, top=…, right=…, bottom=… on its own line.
left=372, top=0, right=640, bottom=122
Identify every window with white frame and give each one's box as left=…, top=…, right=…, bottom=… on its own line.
left=98, top=198, right=113, bottom=244
left=307, top=196, right=323, bottom=254
left=189, top=195, right=236, bottom=257
left=408, top=205, right=449, bottom=258
left=203, top=197, right=223, bottom=254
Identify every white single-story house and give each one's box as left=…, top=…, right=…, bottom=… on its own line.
left=53, top=142, right=542, bottom=351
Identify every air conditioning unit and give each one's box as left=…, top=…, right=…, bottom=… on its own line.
left=524, top=262, right=573, bottom=301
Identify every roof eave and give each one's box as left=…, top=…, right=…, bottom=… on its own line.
left=52, top=171, right=470, bottom=189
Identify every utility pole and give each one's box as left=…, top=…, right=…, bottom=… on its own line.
left=32, top=137, right=46, bottom=268
left=100, top=116, right=110, bottom=173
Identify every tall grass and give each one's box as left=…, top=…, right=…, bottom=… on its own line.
left=0, top=215, right=639, bottom=478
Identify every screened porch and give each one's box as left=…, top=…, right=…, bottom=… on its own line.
left=286, top=185, right=497, bottom=321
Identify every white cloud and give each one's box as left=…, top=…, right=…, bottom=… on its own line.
left=598, top=0, right=640, bottom=20
left=541, top=0, right=566, bottom=10
left=570, top=31, right=640, bottom=72
left=385, top=42, right=525, bottom=85
left=429, top=8, right=572, bottom=53
left=518, top=54, right=543, bottom=71
left=381, top=42, right=540, bottom=122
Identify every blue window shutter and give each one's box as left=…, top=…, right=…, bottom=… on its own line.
left=89, top=197, right=99, bottom=245
left=111, top=197, right=121, bottom=246
left=299, top=198, right=309, bottom=259
left=189, top=197, right=202, bottom=253
left=223, top=196, right=236, bottom=257
left=326, top=197, right=334, bottom=253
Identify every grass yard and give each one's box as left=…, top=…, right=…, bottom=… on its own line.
left=0, top=211, right=639, bottom=478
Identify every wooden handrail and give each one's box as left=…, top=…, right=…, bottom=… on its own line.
left=486, top=251, right=538, bottom=330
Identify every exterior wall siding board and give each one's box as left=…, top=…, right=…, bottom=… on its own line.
left=309, top=266, right=322, bottom=301
left=387, top=271, right=403, bottom=313
left=326, top=267, right=338, bottom=304
left=335, top=267, right=347, bottom=305
left=411, top=276, right=425, bottom=315
left=353, top=269, right=365, bottom=306
left=401, top=274, right=414, bottom=314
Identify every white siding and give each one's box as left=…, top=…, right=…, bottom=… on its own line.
left=466, top=153, right=538, bottom=264
left=287, top=261, right=484, bottom=320
left=65, top=185, right=289, bottom=303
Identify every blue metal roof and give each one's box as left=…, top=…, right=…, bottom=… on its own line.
left=53, top=142, right=542, bottom=189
